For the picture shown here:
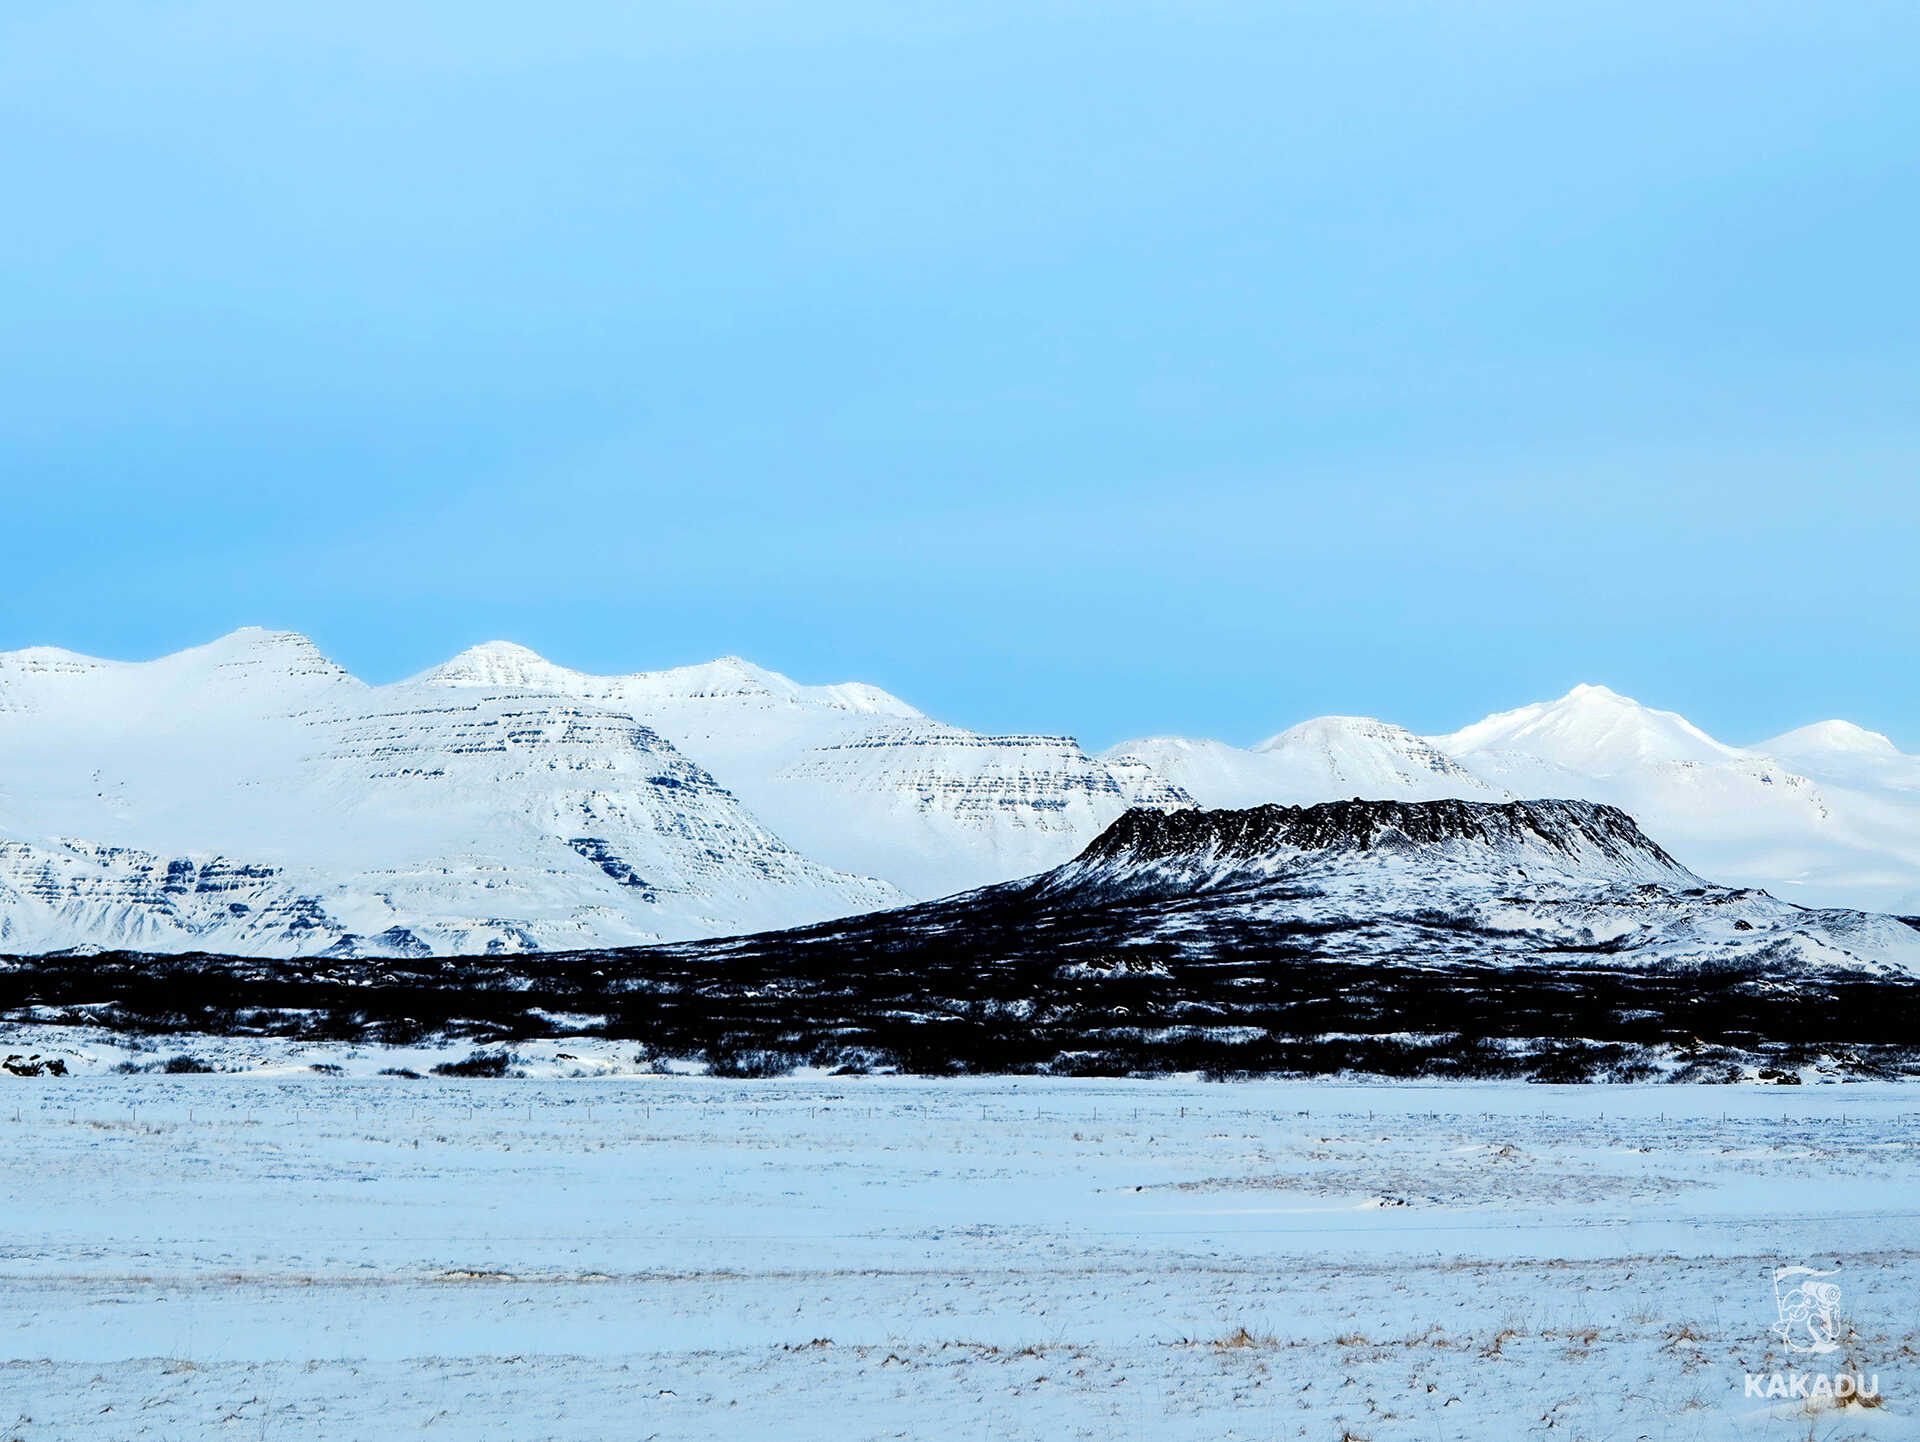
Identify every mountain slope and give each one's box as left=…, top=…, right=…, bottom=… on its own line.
left=0, top=630, right=900, bottom=956
left=991, top=799, right=1920, bottom=977
left=1431, top=687, right=1920, bottom=914
left=418, top=645, right=1191, bottom=899
left=0, top=630, right=1193, bottom=956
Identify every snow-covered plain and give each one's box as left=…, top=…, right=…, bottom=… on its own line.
left=2, top=1074, right=1914, bottom=1440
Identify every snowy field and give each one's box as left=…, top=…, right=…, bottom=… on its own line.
left=2, top=1075, right=1916, bottom=1440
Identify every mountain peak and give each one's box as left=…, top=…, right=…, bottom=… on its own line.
left=1763, top=719, right=1901, bottom=758
left=162, top=628, right=354, bottom=688
left=1253, top=714, right=1420, bottom=752
left=420, top=640, right=570, bottom=689
left=222, top=625, right=313, bottom=645
left=410, top=646, right=926, bottom=722
left=1105, top=715, right=1506, bottom=810
left=1435, top=684, right=1736, bottom=772
left=465, top=639, right=548, bottom=664
left=1250, top=715, right=1506, bottom=797
left=626, top=656, right=924, bottom=717
left=644, top=655, right=791, bottom=696
left=0, top=629, right=357, bottom=728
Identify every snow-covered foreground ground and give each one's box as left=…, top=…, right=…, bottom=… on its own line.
left=2, top=1077, right=1916, bottom=1440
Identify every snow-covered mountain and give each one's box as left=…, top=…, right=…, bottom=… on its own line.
left=1424, top=684, right=1896, bottom=911
left=417, top=644, right=1189, bottom=900
left=1024, top=798, right=1920, bottom=977
left=1110, top=684, right=1920, bottom=914
left=1761, top=719, right=1917, bottom=779
left=0, top=631, right=903, bottom=956
left=1110, top=717, right=1510, bottom=810
left=637, top=798, right=1920, bottom=988
left=0, top=630, right=1185, bottom=956
left=5, top=628, right=1919, bottom=957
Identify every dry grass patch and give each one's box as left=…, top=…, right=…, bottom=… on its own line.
left=1479, top=1326, right=1522, bottom=1359
left=1212, top=1325, right=1279, bottom=1350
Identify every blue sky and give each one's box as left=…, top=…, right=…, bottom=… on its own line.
left=3, top=1, right=1915, bottom=748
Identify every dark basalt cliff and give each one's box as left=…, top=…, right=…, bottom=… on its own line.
left=1059, top=798, right=1689, bottom=884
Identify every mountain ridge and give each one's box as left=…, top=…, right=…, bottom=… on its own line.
left=0, top=630, right=1182, bottom=954
left=4, top=630, right=1920, bottom=954
left=1110, top=684, right=1920, bottom=914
